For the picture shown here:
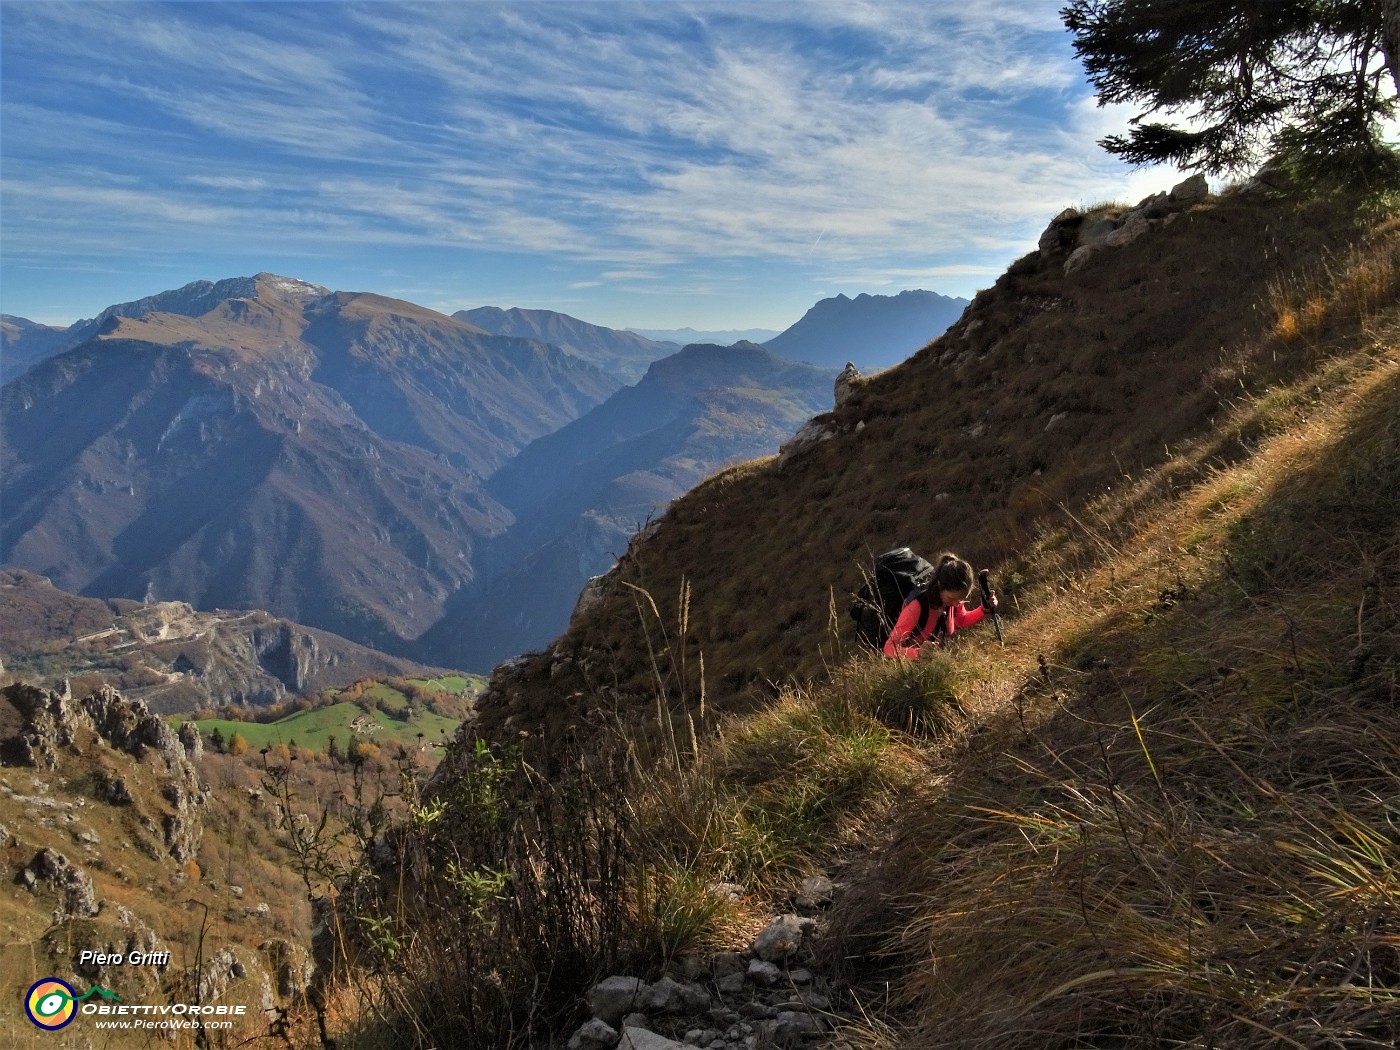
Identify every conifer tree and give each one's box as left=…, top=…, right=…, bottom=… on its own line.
left=1062, top=0, right=1400, bottom=189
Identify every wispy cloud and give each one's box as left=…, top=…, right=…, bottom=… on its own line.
left=187, top=175, right=270, bottom=192
left=1, top=0, right=1180, bottom=325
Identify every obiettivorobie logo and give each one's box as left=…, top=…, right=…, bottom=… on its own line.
left=22, top=977, right=247, bottom=1033
left=24, top=978, right=120, bottom=1030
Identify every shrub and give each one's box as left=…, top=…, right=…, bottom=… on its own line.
left=325, top=740, right=635, bottom=1048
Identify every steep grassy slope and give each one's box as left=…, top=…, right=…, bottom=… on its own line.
left=318, top=188, right=1400, bottom=1050
left=813, top=240, right=1400, bottom=1050
left=473, top=190, right=1390, bottom=747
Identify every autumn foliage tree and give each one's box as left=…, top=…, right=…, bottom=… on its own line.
left=1062, top=0, right=1400, bottom=190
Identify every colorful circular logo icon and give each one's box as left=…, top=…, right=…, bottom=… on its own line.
left=25, top=978, right=78, bottom=1030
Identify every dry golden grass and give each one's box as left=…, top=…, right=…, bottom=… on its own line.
left=353, top=192, right=1400, bottom=1049
left=810, top=281, right=1400, bottom=1045
left=477, top=190, right=1391, bottom=749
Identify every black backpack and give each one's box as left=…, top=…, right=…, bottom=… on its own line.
left=849, top=547, right=937, bottom=649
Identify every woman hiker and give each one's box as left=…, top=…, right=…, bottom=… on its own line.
left=883, top=552, right=998, bottom=659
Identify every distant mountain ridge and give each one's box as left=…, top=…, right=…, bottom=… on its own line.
left=0, top=316, right=72, bottom=384
left=457, top=306, right=673, bottom=382
left=764, top=289, right=969, bottom=371
left=627, top=325, right=781, bottom=346
left=1, top=276, right=334, bottom=384
left=1, top=273, right=620, bottom=656
left=4, top=277, right=973, bottom=676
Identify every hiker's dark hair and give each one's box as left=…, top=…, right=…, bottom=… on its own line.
left=932, top=553, right=974, bottom=595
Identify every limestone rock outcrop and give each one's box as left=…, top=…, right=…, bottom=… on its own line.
left=1, top=683, right=206, bottom=862
left=1040, top=174, right=1216, bottom=276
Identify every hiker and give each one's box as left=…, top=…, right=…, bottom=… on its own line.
left=883, top=553, right=998, bottom=658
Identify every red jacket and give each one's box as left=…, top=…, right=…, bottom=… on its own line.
left=883, top=594, right=986, bottom=658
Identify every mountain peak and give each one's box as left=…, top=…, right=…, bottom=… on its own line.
left=84, top=274, right=329, bottom=332
left=250, top=273, right=331, bottom=303
left=764, top=288, right=970, bottom=371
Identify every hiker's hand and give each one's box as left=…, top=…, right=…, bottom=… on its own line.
left=982, top=593, right=999, bottom=613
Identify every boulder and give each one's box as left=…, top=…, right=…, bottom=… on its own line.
left=1242, top=158, right=1293, bottom=195
left=1064, top=244, right=1101, bottom=275
left=571, top=572, right=612, bottom=625
left=747, top=959, right=782, bottom=986
left=642, top=976, right=710, bottom=1014
left=1103, top=210, right=1150, bottom=248
left=777, top=419, right=834, bottom=466
left=833, top=362, right=862, bottom=408
left=588, top=976, right=650, bottom=1026
left=1169, top=172, right=1210, bottom=203
left=618, top=1028, right=692, bottom=1050
left=715, top=972, right=746, bottom=994
left=1037, top=207, right=1082, bottom=255
left=1136, top=191, right=1171, bottom=218
left=751, top=914, right=813, bottom=962
left=568, top=1018, right=621, bottom=1050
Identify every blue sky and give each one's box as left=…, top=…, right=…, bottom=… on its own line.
left=0, top=0, right=1186, bottom=331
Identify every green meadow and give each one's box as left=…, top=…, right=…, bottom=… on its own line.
left=181, top=675, right=478, bottom=755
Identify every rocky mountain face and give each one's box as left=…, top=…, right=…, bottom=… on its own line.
left=2, top=682, right=205, bottom=860
left=0, top=681, right=312, bottom=1023
left=456, top=305, right=675, bottom=382
left=1, top=274, right=620, bottom=656
left=0, top=569, right=445, bottom=713
left=416, top=342, right=834, bottom=670
left=763, top=289, right=969, bottom=372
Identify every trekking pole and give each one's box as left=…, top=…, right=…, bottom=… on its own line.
left=979, top=569, right=1005, bottom=645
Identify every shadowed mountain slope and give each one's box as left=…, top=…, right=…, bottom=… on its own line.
left=456, top=305, right=675, bottom=382
left=0, top=316, right=73, bottom=384
left=415, top=342, right=834, bottom=670
left=1, top=275, right=620, bottom=655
